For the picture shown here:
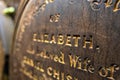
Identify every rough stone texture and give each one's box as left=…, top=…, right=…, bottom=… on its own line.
left=10, top=0, right=120, bottom=80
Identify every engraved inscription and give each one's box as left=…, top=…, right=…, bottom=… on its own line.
left=68, top=54, right=95, bottom=73
left=12, top=0, right=120, bottom=80
left=88, top=0, right=120, bottom=12
left=46, top=66, right=78, bottom=80
left=39, top=0, right=54, bottom=11
left=89, top=0, right=102, bottom=11
left=83, top=35, right=93, bottom=49
left=18, top=32, right=120, bottom=80
left=33, top=33, right=94, bottom=49
left=21, top=49, right=120, bottom=80
left=25, top=41, right=120, bottom=80
left=50, top=13, right=60, bottom=23
left=114, top=0, right=120, bottom=12
left=99, top=65, right=120, bottom=80
left=36, top=51, right=65, bottom=65
left=105, top=0, right=113, bottom=7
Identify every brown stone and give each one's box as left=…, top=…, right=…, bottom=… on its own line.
left=10, top=0, right=120, bottom=80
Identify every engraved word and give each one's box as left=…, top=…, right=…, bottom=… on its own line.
left=89, top=0, right=102, bottom=11
left=40, top=0, right=54, bottom=11
left=36, top=50, right=95, bottom=74
left=36, top=51, right=65, bottom=65
left=50, top=13, right=60, bottom=22
left=23, top=50, right=120, bottom=80
left=33, top=33, right=94, bottom=49
left=47, top=66, right=78, bottom=80
left=88, top=0, right=120, bottom=12
left=114, top=0, right=120, bottom=12
left=69, top=54, right=95, bottom=73
left=99, top=65, right=120, bottom=80
left=22, top=56, right=44, bottom=72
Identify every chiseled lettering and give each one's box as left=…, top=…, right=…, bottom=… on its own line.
left=20, top=68, right=37, bottom=80
left=99, top=65, right=119, bottom=80
left=77, top=59, right=82, bottom=70
left=59, top=52, right=65, bottom=64
left=37, top=51, right=65, bottom=65
left=68, top=54, right=79, bottom=68
left=30, top=59, right=34, bottom=67
left=49, top=54, right=54, bottom=59
left=114, top=0, right=120, bottom=12
left=65, top=35, right=72, bottom=47
left=32, top=33, right=95, bottom=49
left=47, top=67, right=53, bottom=76
left=83, top=58, right=91, bottom=71
left=26, top=49, right=35, bottom=54
left=53, top=52, right=65, bottom=64
left=88, top=65, right=95, bottom=73
left=45, top=0, right=54, bottom=4
left=105, top=0, right=113, bottom=7
left=99, top=67, right=108, bottom=78
left=34, top=65, right=44, bottom=72
left=107, top=65, right=119, bottom=80
left=40, top=34, right=44, bottom=42
left=68, top=55, right=95, bottom=73
left=66, top=75, right=72, bottom=80
left=44, top=33, right=49, bottom=43
left=54, top=55, right=59, bottom=62
left=26, top=44, right=35, bottom=54
left=33, top=75, right=38, bottom=80
left=50, top=34, right=57, bottom=44
left=33, top=33, right=37, bottom=41
left=83, top=35, right=93, bottom=49
left=74, top=78, right=78, bottom=80
left=107, top=66, right=116, bottom=80
left=46, top=67, right=78, bottom=80
left=23, top=56, right=34, bottom=67
left=34, top=62, right=44, bottom=73
left=61, top=73, right=64, bottom=80
left=57, top=34, right=64, bottom=45
left=73, top=35, right=81, bottom=47
left=53, top=69, right=60, bottom=80
left=49, top=0, right=54, bottom=3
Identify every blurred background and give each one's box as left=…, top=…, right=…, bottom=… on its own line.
left=0, top=0, right=21, bottom=80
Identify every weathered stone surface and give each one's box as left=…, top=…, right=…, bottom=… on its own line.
left=10, top=0, right=120, bottom=80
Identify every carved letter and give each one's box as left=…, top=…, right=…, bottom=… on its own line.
left=88, top=65, right=95, bottom=73
left=47, top=67, right=53, bottom=76
left=69, top=55, right=79, bottom=68
left=73, top=35, right=81, bottom=47
left=53, top=69, right=60, bottom=80
left=114, top=0, right=120, bottom=12
left=83, top=35, right=93, bottom=49
left=59, top=52, right=65, bottom=64
left=107, top=65, right=120, bottom=80
left=65, top=35, right=72, bottom=47
left=66, top=75, right=72, bottom=80
left=50, top=34, right=57, bottom=44
left=83, top=58, right=91, bottom=71
left=44, top=33, right=50, bottom=43
left=57, top=34, right=64, bottom=45
left=99, top=67, right=108, bottom=78
left=105, top=0, right=113, bottom=7
left=33, top=33, right=37, bottom=41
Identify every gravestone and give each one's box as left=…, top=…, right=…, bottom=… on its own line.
left=10, top=0, right=120, bottom=80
